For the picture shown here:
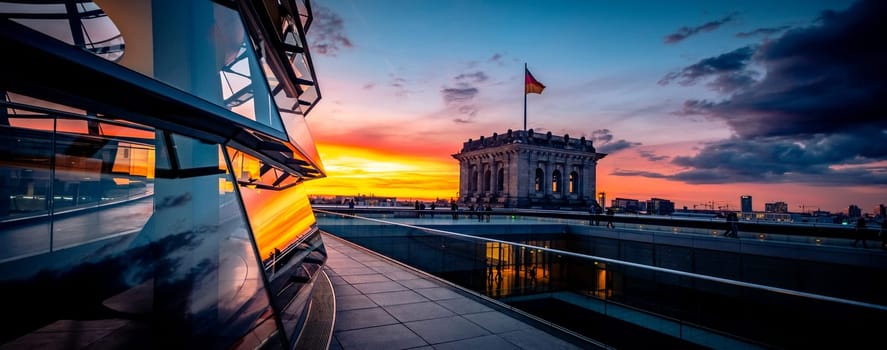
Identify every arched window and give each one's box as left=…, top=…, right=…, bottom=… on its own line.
left=497, top=168, right=505, bottom=191
left=483, top=169, right=491, bottom=192
left=552, top=170, right=562, bottom=193
left=470, top=169, right=478, bottom=191
left=534, top=168, right=544, bottom=192
left=569, top=171, right=579, bottom=194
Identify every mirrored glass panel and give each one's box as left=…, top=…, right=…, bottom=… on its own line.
left=50, top=115, right=155, bottom=251
left=229, top=147, right=317, bottom=264
left=227, top=145, right=323, bottom=345
left=0, top=95, right=279, bottom=347
left=0, top=103, right=52, bottom=261
left=0, top=1, right=125, bottom=62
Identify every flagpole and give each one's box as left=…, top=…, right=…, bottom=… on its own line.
left=523, top=62, right=527, bottom=132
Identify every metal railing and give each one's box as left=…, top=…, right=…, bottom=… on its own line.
left=315, top=208, right=887, bottom=350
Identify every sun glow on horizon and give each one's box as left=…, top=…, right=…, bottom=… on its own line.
left=303, top=143, right=460, bottom=200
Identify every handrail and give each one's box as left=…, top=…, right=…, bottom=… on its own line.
left=314, top=208, right=887, bottom=312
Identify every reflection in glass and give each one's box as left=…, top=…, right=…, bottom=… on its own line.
left=484, top=240, right=555, bottom=298
left=0, top=106, right=278, bottom=347
left=227, top=146, right=324, bottom=347
left=229, top=147, right=317, bottom=264
left=0, top=120, right=52, bottom=261
left=1, top=1, right=126, bottom=62
left=51, top=114, right=155, bottom=250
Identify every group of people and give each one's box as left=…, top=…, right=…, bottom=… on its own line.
left=464, top=202, right=493, bottom=222
left=402, top=199, right=494, bottom=221
left=852, top=217, right=887, bottom=250
left=588, top=204, right=614, bottom=228
left=413, top=200, right=438, bottom=217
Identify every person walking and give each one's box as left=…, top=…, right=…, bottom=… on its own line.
left=588, top=204, right=601, bottom=226
left=852, top=217, right=868, bottom=248
left=730, top=212, right=740, bottom=238
left=879, top=219, right=887, bottom=251
left=450, top=199, right=459, bottom=220
left=605, top=208, right=615, bottom=229
left=723, top=212, right=739, bottom=238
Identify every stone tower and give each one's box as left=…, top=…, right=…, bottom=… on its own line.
left=452, top=129, right=606, bottom=209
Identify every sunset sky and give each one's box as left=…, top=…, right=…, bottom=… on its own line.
left=300, top=0, right=886, bottom=214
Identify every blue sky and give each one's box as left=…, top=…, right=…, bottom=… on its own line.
left=303, top=0, right=886, bottom=214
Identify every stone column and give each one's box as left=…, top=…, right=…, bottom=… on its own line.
left=544, top=153, right=552, bottom=198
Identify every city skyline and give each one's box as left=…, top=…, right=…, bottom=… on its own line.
left=301, top=0, right=886, bottom=213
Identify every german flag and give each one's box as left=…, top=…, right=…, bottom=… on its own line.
left=525, top=68, right=546, bottom=94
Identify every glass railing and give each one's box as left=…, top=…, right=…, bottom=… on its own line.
left=315, top=209, right=887, bottom=349
left=311, top=205, right=880, bottom=250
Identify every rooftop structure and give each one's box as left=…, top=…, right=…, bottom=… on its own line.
left=452, top=129, right=606, bottom=210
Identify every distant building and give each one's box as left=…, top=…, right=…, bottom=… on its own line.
left=453, top=129, right=606, bottom=209
left=314, top=195, right=398, bottom=207
left=647, top=198, right=675, bottom=215
left=611, top=197, right=641, bottom=213
left=848, top=204, right=862, bottom=217
left=740, top=212, right=793, bottom=222
left=741, top=195, right=753, bottom=213
left=875, top=204, right=885, bottom=218
left=765, top=201, right=789, bottom=213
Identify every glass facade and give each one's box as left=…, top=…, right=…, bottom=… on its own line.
left=0, top=0, right=327, bottom=348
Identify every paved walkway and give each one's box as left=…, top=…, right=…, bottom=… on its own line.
left=322, top=233, right=602, bottom=350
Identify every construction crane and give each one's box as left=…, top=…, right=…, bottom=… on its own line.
left=798, top=204, right=817, bottom=215
left=693, top=201, right=716, bottom=210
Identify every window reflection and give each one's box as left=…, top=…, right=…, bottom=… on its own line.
left=226, top=146, right=324, bottom=347
left=0, top=122, right=52, bottom=260
left=229, top=147, right=316, bottom=267
left=1, top=96, right=158, bottom=260
left=485, top=240, right=553, bottom=298
left=51, top=116, right=155, bottom=250
left=1, top=1, right=125, bottom=62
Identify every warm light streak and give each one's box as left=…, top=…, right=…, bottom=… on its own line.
left=239, top=184, right=316, bottom=261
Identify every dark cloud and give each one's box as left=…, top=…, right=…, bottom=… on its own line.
left=489, top=53, right=504, bottom=66
left=638, top=150, right=669, bottom=162
left=441, top=70, right=491, bottom=122
left=664, top=12, right=738, bottom=44
left=736, top=25, right=791, bottom=38
left=679, top=0, right=887, bottom=138
left=454, top=71, right=489, bottom=83
left=306, top=5, right=353, bottom=56
left=388, top=74, right=415, bottom=97
left=440, top=85, right=479, bottom=121
left=441, top=87, right=478, bottom=104
left=611, top=169, right=668, bottom=179
left=615, top=132, right=887, bottom=185
left=591, top=129, right=613, bottom=144
left=659, top=46, right=757, bottom=93
left=591, top=129, right=640, bottom=154
left=650, top=0, right=887, bottom=186
left=362, top=83, right=375, bottom=90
